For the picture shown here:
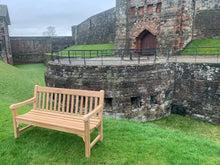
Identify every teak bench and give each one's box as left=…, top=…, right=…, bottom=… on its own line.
left=10, top=85, right=104, bottom=157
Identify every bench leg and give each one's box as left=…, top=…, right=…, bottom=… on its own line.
left=99, top=121, right=103, bottom=141
left=12, top=111, right=20, bottom=138
left=13, top=120, right=20, bottom=138
left=85, top=121, right=90, bottom=157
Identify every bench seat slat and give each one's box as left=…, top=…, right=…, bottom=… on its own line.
left=29, top=110, right=100, bottom=124
left=16, top=110, right=100, bottom=132
left=16, top=118, right=84, bottom=136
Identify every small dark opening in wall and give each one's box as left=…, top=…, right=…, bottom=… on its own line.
left=131, top=97, right=141, bottom=108
left=150, top=95, right=158, bottom=104
left=171, top=104, right=187, bottom=116
left=156, top=2, right=162, bottom=13
left=129, top=7, right=136, bottom=18
left=138, top=6, right=144, bottom=15
left=104, top=98, right=113, bottom=109
left=147, top=4, right=153, bottom=14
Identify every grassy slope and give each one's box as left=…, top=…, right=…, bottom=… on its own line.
left=182, top=39, right=220, bottom=55
left=0, top=62, right=46, bottom=103
left=64, top=43, right=115, bottom=50
left=0, top=62, right=219, bottom=165
left=53, top=43, right=115, bottom=57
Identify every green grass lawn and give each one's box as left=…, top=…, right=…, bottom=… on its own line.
left=52, top=43, right=115, bottom=58
left=0, top=62, right=220, bottom=165
left=181, top=39, right=220, bottom=55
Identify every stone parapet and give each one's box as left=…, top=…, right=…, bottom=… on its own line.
left=45, top=62, right=220, bottom=124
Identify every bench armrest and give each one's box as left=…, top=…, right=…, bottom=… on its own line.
left=10, top=97, right=36, bottom=110
left=83, top=105, right=103, bottom=122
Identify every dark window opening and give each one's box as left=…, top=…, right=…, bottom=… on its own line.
left=147, top=4, right=153, bottom=14
left=104, top=98, right=113, bottom=109
left=138, top=6, right=144, bottom=15
left=131, top=97, right=141, bottom=108
left=129, top=7, right=136, bottom=18
left=2, top=36, right=6, bottom=48
left=150, top=95, right=158, bottom=104
left=156, top=2, right=162, bottom=13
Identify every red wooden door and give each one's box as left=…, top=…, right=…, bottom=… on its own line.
left=141, top=33, right=157, bottom=50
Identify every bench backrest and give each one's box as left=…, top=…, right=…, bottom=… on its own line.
left=33, top=85, right=104, bottom=117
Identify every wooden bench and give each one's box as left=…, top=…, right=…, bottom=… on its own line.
left=10, top=85, right=104, bottom=157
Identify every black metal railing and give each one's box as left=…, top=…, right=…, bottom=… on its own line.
left=50, top=47, right=220, bottom=65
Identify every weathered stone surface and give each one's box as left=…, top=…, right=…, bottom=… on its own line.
left=115, top=0, right=219, bottom=51
left=115, top=0, right=195, bottom=51
left=45, top=62, right=220, bottom=124
left=45, top=62, right=173, bottom=122
left=193, top=10, right=220, bottom=39
left=10, top=37, right=52, bottom=54
left=70, top=0, right=219, bottom=53
left=10, top=36, right=73, bottom=64
left=172, top=63, right=220, bottom=124
left=12, top=54, right=51, bottom=65
left=0, top=5, right=13, bottom=65
left=72, top=8, right=116, bottom=45
left=10, top=36, right=73, bottom=54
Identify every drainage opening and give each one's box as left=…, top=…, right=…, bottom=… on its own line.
left=150, top=95, right=158, bottom=104
left=104, top=98, right=113, bottom=109
left=131, top=97, right=141, bottom=108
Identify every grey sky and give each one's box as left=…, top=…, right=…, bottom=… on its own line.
left=0, top=0, right=115, bottom=36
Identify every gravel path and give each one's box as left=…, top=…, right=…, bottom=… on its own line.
left=53, top=55, right=220, bottom=66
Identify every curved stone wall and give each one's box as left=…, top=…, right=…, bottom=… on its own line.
left=45, top=62, right=174, bottom=121
left=72, top=8, right=116, bottom=45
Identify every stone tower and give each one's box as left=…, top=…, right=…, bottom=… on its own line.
left=115, top=0, right=195, bottom=53
left=0, top=5, right=13, bottom=65
left=114, top=0, right=220, bottom=53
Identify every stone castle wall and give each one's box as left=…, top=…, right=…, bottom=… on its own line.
left=10, top=37, right=52, bottom=54
left=0, top=17, right=13, bottom=65
left=10, top=36, right=73, bottom=65
left=45, top=62, right=220, bottom=124
left=173, top=63, right=220, bottom=124
left=70, top=0, right=219, bottom=52
left=72, top=8, right=116, bottom=45
left=45, top=62, right=174, bottom=122
left=193, top=0, right=220, bottom=39
left=115, top=0, right=195, bottom=51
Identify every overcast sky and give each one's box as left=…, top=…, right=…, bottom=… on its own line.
left=0, top=0, right=115, bottom=36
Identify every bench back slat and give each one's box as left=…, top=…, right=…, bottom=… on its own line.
left=42, top=92, right=45, bottom=110
left=37, top=86, right=101, bottom=98
left=50, top=93, right=53, bottom=111
left=71, top=95, right=74, bottom=114
left=34, top=86, right=104, bottom=116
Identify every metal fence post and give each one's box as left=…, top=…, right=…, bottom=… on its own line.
left=130, top=50, right=133, bottom=60
left=218, top=47, right=220, bottom=63
left=166, top=50, right=170, bottom=63
left=121, top=50, right=124, bottom=61
left=101, top=50, right=103, bottom=65
left=138, top=51, right=140, bottom=64
left=68, top=50, right=71, bottom=64
left=195, top=47, right=197, bottom=63
left=58, top=52, right=60, bottom=64
left=154, top=50, right=157, bottom=64
left=83, top=51, right=86, bottom=65
left=51, top=51, right=54, bottom=61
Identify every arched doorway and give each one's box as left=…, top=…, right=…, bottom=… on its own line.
left=136, top=30, right=157, bottom=55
